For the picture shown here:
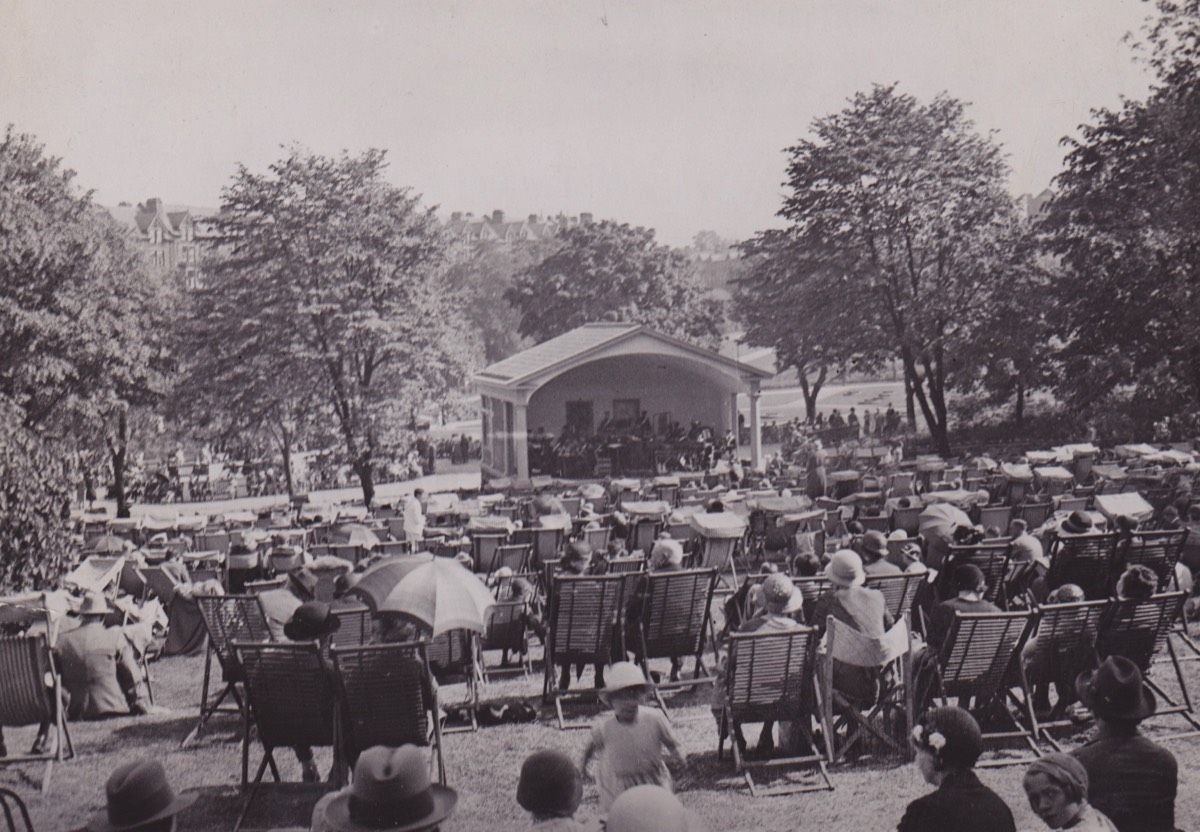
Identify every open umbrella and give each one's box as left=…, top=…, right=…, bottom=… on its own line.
left=918, top=502, right=973, bottom=569
left=379, top=558, right=495, bottom=635
left=344, top=553, right=435, bottom=612
left=332, top=523, right=381, bottom=547
left=88, top=534, right=128, bottom=554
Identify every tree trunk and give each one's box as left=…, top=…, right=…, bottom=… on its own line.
left=903, top=367, right=917, bottom=429
left=280, top=426, right=295, bottom=498
left=355, top=458, right=375, bottom=507
left=798, top=364, right=827, bottom=423
left=1015, top=380, right=1026, bottom=426
left=111, top=409, right=130, bottom=519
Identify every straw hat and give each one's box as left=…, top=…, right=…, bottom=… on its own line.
left=760, top=573, right=803, bottom=615
left=323, top=745, right=457, bottom=832
left=599, top=661, right=650, bottom=702
left=825, top=549, right=866, bottom=588
left=88, top=759, right=196, bottom=831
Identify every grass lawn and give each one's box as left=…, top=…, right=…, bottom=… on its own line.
left=3, top=633, right=1199, bottom=831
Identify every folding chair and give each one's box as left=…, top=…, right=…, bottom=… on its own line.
left=0, top=632, right=73, bottom=792
left=699, top=536, right=742, bottom=590
left=332, top=641, right=444, bottom=782
left=857, top=515, right=890, bottom=534
left=629, top=518, right=661, bottom=555
left=716, top=628, right=833, bottom=795
left=1047, top=533, right=1119, bottom=600
left=938, top=542, right=1012, bottom=606
left=328, top=603, right=371, bottom=651
left=1056, top=496, right=1089, bottom=514
left=480, top=600, right=531, bottom=678
left=137, top=566, right=181, bottom=605
left=582, top=526, right=612, bottom=551
left=471, top=533, right=508, bottom=575
left=1013, top=502, right=1053, bottom=529
left=426, top=628, right=482, bottom=733
left=631, top=569, right=718, bottom=710
left=185, top=595, right=273, bottom=766
left=244, top=577, right=286, bottom=594
left=543, top=573, right=631, bottom=729
left=606, top=555, right=647, bottom=575
left=818, top=616, right=913, bottom=765
left=231, top=641, right=339, bottom=831
left=1096, top=592, right=1198, bottom=737
left=864, top=572, right=924, bottom=621
left=1019, top=599, right=1109, bottom=745
left=792, top=576, right=833, bottom=626
left=977, top=505, right=1013, bottom=531
left=890, top=506, right=922, bottom=536
left=0, top=787, right=33, bottom=832
left=489, top=543, right=532, bottom=575
left=531, top=527, right=565, bottom=569
left=1120, top=529, right=1187, bottom=592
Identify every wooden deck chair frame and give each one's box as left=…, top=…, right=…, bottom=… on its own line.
left=231, top=641, right=341, bottom=831
left=818, top=615, right=914, bottom=765
left=864, top=572, right=924, bottom=622
left=791, top=577, right=833, bottom=626
left=328, top=603, right=372, bottom=652
left=480, top=599, right=531, bottom=679
left=1020, top=599, right=1109, bottom=746
left=1121, top=529, right=1187, bottom=592
left=930, top=610, right=1039, bottom=765
left=0, top=631, right=74, bottom=792
left=542, top=573, right=632, bottom=729
left=244, top=576, right=287, bottom=594
left=606, top=555, right=647, bottom=575
left=490, top=543, right=532, bottom=575
left=890, top=506, right=922, bottom=536
left=1014, top=502, right=1054, bottom=529
left=582, top=525, right=612, bottom=552
left=939, top=542, right=1013, bottom=607
left=1095, top=591, right=1199, bottom=738
left=184, top=594, right=272, bottom=765
left=1046, top=533, right=1119, bottom=600
left=471, top=533, right=508, bottom=575
left=426, top=628, right=482, bottom=733
left=857, top=515, right=890, bottom=534
left=977, top=505, right=1013, bottom=532
left=332, top=641, right=445, bottom=784
left=629, top=518, right=662, bottom=555
left=136, top=566, right=181, bottom=605
left=699, top=535, right=742, bottom=590
left=633, top=569, right=718, bottom=710
left=0, top=787, right=34, bottom=832
left=716, top=628, right=833, bottom=796
left=531, top=527, right=565, bottom=569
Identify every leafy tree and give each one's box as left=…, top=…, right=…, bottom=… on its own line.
left=1041, top=1, right=1200, bottom=425
left=505, top=220, right=724, bottom=348
left=195, top=147, right=475, bottom=506
left=763, top=84, right=1029, bottom=453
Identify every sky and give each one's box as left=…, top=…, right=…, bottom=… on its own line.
left=1, top=0, right=1156, bottom=246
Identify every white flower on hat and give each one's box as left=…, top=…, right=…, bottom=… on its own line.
left=927, top=731, right=947, bottom=751
left=911, top=725, right=924, bottom=743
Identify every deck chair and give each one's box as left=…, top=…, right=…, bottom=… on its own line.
left=1120, top=529, right=1187, bottom=592
left=698, top=536, right=742, bottom=589
left=185, top=595, right=272, bottom=760
left=137, top=566, right=181, bottom=605
left=1020, top=599, right=1109, bottom=744
left=543, top=573, right=631, bottom=728
left=332, top=641, right=444, bottom=782
left=328, top=603, right=371, bottom=651
left=629, top=519, right=661, bottom=555
left=939, top=542, right=1012, bottom=606
left=489, top=543, right=532, bottom=575
left=606, top=555, right=646, bottom=575
left=792, top=577, right=833, bottom=626
left=1056, top=496, right=1089, bottom=514
left=0, top=787, right=33, bottom=832
left=1046, top=533, right=1119, bottom=600
left=231, top=641, right=339, bottom=831
left=0, top=633, right=73, bottom=792
left=716, top=628, right=832, bottom=795
left=1095, top=592, right=1198, bottom=736
left=631, top=569, right=718, bottom=709
left=196, top=530, right=231, bottom=556
left=480, top=599, right=531, bottom=678
left=864, top=572, right=924, bottom=621
left=857, top=515, right=890, bottom=534
left=890, top=506, right=922, bottom=536
left=471, top=533, right=508, bottom=575
left=818, top=616, right=913, bottom=765
left=426, top=628, right=481, bottom=733
left=582, top=525, right=612, bottom=551
left=1014, top=502, right=1053, bottom=529
left=929, top=610, right=1038, bottom=764
left=63, top=556, right=125, bottom=597
left=977, top=505, right=1013, bottom=531
left=244, top=577, right=286, bottom=594
left=531, top=527, right=565, bottom=569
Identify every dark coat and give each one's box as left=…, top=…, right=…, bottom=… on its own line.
left=1072, top=727, right=1177, bottom=832
left=897, top=770, right=1015, bottom=832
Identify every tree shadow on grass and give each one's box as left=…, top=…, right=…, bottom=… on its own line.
left=175, top=782, right=333, bottom=832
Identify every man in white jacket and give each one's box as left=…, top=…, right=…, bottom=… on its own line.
left=403, top=488, right=427, bottom=542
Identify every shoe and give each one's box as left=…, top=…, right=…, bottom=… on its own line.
left=301, top=760, right=320, bottom=783
left=30, top=733, right=54, bottom=756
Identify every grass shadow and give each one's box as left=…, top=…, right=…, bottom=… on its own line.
left=175, top=782, right=333, bottom=832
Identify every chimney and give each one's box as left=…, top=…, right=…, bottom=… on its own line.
left=492, top=209, right=504, bottom=223
left=144, top=198, right=163, bottom=214
left=528, top=213, right=538, bottom=223
left=451, top=211, right=462, bottom=222
left=580, top=212, right=593, bottom=225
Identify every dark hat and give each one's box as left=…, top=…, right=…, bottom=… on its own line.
left=1076, top=656, right=1157, bottom=722
left=911, top=706, right=983, bottom=770
left=517, top=749, right=582, bottom=818
left=283, top=601, right=340, bottom=641
left=861, top=530, right=889, bottom=559
left=952, top=564, right=987, bottom=593
left=88, top=759, right=196, bottom=831
left=324, top=745, right=457, bottom=832
left=1061, top=510, right=1094, bottom=535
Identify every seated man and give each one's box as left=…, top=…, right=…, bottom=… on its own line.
left=926, top=565, right=1001, bottom=653
left=56, top=593, right=154, bottom=719
left=859, top=530, right=901, bottom=577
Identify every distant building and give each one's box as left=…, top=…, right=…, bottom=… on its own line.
left=106, top=198, right=217, bottom=290
left=1015, top=188, right=1054, bottom=221
left=442, top=209, right=592, bottom=259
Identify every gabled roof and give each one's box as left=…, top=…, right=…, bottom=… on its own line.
left=476, top=322, right=773, bottom=388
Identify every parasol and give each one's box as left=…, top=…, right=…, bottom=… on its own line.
left=332, top=523, right=381, bottom=547
left=379, top=558, right=495, bottom=635
left=88, top=534, right=128, bottom=554
left=918, top=502, right=973, bottom=569
left=344, top=553, right=434, bottom=612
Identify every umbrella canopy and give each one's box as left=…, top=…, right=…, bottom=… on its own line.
left=332, top=523, right=381, bottom=547
left=88, top=534, right=128, bottom=554
left=919, top=503, right=973, bottom=569
left=346, top=553, right=435, bottom=612
left=379, top=558, right=494, bottom=635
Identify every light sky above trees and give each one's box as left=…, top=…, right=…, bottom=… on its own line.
left=1, top=0, right=1153, bottom=245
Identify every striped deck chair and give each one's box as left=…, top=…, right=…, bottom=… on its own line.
left=1014, top=502, right=1054, bottom=529
left=231, top=641, right=339, bottom=831
left=582, top=526, right=612, bottom=552
left=699, top=536, right=742, bottom=589
left=1047, top=533, right=1119, bottom=600
left=930, top=610, right=1038, bottom=764
left=1020, top=599, right=1109, bottom=744
left=631, top=569, right=718, bottom=709
left=471, top=533, right=508, bottom=575
left=864, top=572, right=924, bottom=622
left=490, top=543, right=532, bottom=575
left=1119, top=529, right=1187, bottom=592
left=543, top=573, right=631, bottom=729
left=605, top=555, right=646, bottom=575
left=629, top=519, right=662, bottom=555
left=1095, top=592, right=1198, bottom=736
left=480, top=599, right=531, bottom=678
left=938, top=542, right=1012, bottom=606
left=332, top=641, right=444, bottom=782
left=185, top=595, right=272, bottom=758
left=328, top=603, right=371, bottom=651
left=426, top=628, right=482, bottom=733
left=716, top=628, right=832, bottom=795
left=0, top=632, right=73, bottom=792
left=890, top=506, right=922, bottom=536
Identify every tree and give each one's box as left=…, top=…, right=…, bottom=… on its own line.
left=196, top=147, right=475, bottom=506
left=505, top=220, right=724, bottom=348
left=1040, top=1, right=1200, bottom=425
left=763, top=84, right=1029, bottom=453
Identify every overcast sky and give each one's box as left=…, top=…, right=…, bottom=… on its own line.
left=1, top=0, right=1154, bottom=245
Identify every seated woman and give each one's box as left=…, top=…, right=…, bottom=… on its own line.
left=1021, top=584, right=1090, bottom=716
left=898, top=706, right=1015, bottom=832
left=1023, top=752, right=1117, bottom=831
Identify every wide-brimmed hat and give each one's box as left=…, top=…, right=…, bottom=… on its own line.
left=606, top=785, right=690, bottom=832
left=88, top=759, right=197, bottom=831
left=861, top=530, right=888, bottom=558
left=600, top=661, right=650, bottom=701
left=283, top=601, right=340, bottom=641
left=1061, top=510, right=1094, bottom=535
left=78, top=592, right=112, bottom=616
left=517, top=749, right=582, bottom=818
left=761, top=573, right=804, bottom=614
left=1077, top=656, right=1157, bottom=722
left=324, top=745, right=457, bottom=832
left=650, top=539, right=684, bottom=569
left=825, top=549, right=866, bottom=588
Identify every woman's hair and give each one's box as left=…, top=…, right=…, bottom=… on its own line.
left=792, top=552, right=821, bottom=577
left=1046, top=584, right=1085, bottom=604
left=1116, top=564, right=1158, bottom=601
left=1025, top=753, right=1089, bottom=805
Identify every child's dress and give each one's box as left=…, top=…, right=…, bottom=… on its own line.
left=590, top=705, right=680, bottom=811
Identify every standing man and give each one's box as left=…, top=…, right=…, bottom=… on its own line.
left=403, top=488, right=427, bottom=543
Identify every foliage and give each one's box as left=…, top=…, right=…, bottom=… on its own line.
left=1040, top=0, right=1200, bottom=420
left=0, top=402, right=72, bottom=593
left=191, top=146, right=479, bottom=505
left=757, top=84, right=1033, bottom=453
left=505, top=220, right=724, bottom=348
